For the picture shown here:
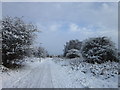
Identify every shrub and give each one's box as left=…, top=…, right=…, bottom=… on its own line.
left=66, top=49, right=81, bottom=58
left=2, top=17, right=37, bottom=67
left=81, top=37, right=118, bottom=64
left=63, top=39, right=82, bottom=57
left=34, top=47, right=48, bottom=58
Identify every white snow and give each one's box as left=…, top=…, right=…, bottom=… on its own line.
left=52, top=58, right=118, bottom=88
left=1, top=57, right=118, bottom=88
left=66, top=49, right=81, bottom=58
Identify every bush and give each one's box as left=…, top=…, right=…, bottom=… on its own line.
left=63, top=39, right=82, bottom=57
left=118, top=51, right=120, bottom=61
left=81, top=37, right=118, bottom=64
left=33, top=47, right=48, bottom=58
left=66, top=49, right=81, bottom=58
left=2, top=17, right=37, bottom=67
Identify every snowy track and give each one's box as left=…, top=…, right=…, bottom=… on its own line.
left=11, top=61, right=53, bottom=88
left=2, top=58, right=84, bottom=88
left=2, top=58, right=118, bottom=88
left=3, top=58, right=54, bottom=88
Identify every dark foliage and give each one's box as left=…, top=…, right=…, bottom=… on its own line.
left=2, top=17, right=37, bottom=67
left=81, top=37, right=118, bottom=64
left=63, top=39, right=82, bottom=57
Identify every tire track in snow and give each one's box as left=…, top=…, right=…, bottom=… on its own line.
left=7, top=58, right=54, bottom=88
left=39, top=61, right=53, bottom=88
left=10, top=66, right=42, bottom=88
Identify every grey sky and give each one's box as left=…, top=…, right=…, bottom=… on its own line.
left=2, top=2, right=118, bottom=55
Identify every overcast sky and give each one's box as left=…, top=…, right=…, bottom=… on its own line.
left=2, top=2, right=118, bottom=55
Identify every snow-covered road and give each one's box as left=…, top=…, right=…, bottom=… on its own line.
left=2, top=58, right=81, bottom=88
left=2, top=57, right=118, bottom=88
left=11, top=59, right=53, bottom=88
left=2, top=58, right=55, bottom=88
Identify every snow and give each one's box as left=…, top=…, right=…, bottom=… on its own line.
left=66, top=49, right=81, bottom=58
left=52, top=58, right=118, bottom=88
left=81, top=37, right=117, bottom=63
left=1, top=57, right=118, bottom=88
left=2, top=57, right=42, bottom=88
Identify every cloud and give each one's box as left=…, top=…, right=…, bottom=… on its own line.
left=69, top=23, right=118, bottom=47
left=49, top=24, right=61, bottom=32
left=3, top=2, right=117, bottom=30
left=69, top=23, right=92, bottom=33
left=2, top=2, right=118, bottom=54
left=69, top=23, right=80, bottom=32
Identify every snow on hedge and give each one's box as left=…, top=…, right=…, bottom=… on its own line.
left=81, top=37, right=118, bottom=63
left=66, top=49, right=81, bottom=58
left=53, top=58, right=118, bottom=88
left=63, top=40, right=82, bottom=57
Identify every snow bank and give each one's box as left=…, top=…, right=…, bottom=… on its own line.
left=1, top=57, right=42, bottom=88
left=1, top=57, right=118, bottom=88
left=53, top=58, right=118, bottom=88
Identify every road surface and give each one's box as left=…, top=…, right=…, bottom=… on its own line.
left=3, top=58, right=55, bottom=88
left=3, top=58, right=83, bottom=88
left=2, top=58, right=118, bottom=88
